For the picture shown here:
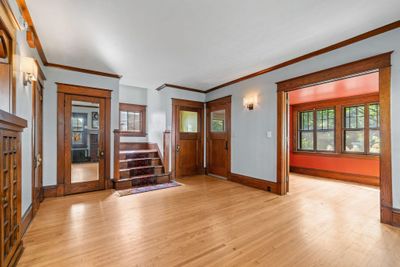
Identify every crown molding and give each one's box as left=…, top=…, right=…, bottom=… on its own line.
left=206, top=20, right=400, bottom=93
left=156, top=83, right=205, bottom=94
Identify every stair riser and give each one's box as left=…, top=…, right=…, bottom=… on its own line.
left=120, top=159, right=162, bottom=169
left=119, top=152, right=158, bottom=160
left=119, top=167, right=164, bottom=179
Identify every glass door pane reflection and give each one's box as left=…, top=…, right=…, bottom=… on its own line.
left=71, top=100, right=100, bottom=183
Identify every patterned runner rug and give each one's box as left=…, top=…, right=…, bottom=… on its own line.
left=116, top=181, right=181, bottom=197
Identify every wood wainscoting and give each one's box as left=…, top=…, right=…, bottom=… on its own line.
left=290, top=167, right=379, bottom=186
left=229, top=173, right=278, bottom=194
left=21, top=205, right=33, bottom=237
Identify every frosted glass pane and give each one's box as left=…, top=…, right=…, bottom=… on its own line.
left=180, top=111, right=198, bottom=133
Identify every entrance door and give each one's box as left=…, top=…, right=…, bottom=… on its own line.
left=64, top=95, right=106, bottom=194
left=206, top=96, right=231, bottom=178
left=32, top=81, right=43, bottom=215
left=172, top=99, right=204, bottom=178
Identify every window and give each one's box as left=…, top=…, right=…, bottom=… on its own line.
left=344, top=105, right=365, bottom=152
left=369, top=104, right=380, bottom=153
left=316, top=109, right=335, bottom=151
left=298, top=108, right=334, bottom=152
left=293, top=95, right=380, bottom=157
left=211, top=110, right=226, bottom=132
left=119, top=103, right=146, bottom=136
left=298, top=111, right=314, bottom=150
left=179, top=111, right=198, bottom=133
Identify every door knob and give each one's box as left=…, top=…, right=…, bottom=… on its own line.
left=99, top=151, right=105, bottom=158
left=176, top=145, right=180, bottom=153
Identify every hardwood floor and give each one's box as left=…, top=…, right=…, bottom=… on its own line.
left=18, top=174, right=400, bottom=266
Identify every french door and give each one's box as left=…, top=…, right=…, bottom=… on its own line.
left=64, top=94, right=106, bottom=194
left=206, top=96, right=231, bottom=178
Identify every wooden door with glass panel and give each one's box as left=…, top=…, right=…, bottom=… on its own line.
left=64, top=95, right=106, bottom=194
left=207, top=96, right=231, bottom=178
left=174, top=101, right=204, bottom=177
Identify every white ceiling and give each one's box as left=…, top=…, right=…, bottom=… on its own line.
left=26, top=0, right=400, bottom=90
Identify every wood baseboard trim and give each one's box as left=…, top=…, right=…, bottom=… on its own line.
left=21, top=205, right=33, bottom=236
left=290, top=166, right=379, bottom=186
left=43, top=185, right=57, bottom=198
left=393, top=209, right=400, bottom=227
left=229, top=172, right=278, bottom=194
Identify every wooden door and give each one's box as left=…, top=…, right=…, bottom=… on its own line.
left=32, top=81, right=43, bottom=215
left=206, top=96, right=231, bottom=178
left=64, top=94, right=106, bottom=194
left=172, top=99, right=204, bottom=178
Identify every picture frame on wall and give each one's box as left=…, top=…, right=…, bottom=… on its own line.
left=92, top=111, right=99, bottom=129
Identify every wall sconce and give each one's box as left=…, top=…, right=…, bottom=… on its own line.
left=243, top=95, right=257, bottom=111
left=20, top=56, right=37, bottom=86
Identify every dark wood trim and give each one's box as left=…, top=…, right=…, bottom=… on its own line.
left=163, top=130, right=171, bottom=173
left=229, top=172, right=278, bottom=194
left=47, top=63, right=122, bottom=79
left=290, top=166, right=379, bottom=186
left=42, top=185, right=57, bottom=198
left=0, top=109, right=27, bottom=128
left=56, top=83, right=112, bottom=98
left=277, top=53, right=392, bottom=92
left=16, top=0, right=122, bottom=79
left=113, top=129, right=120, bottom=180
left=277, top=53, right=394, bottom=226
left=21, top=205, right=33, bottom=236
left=206, top=95, right=232, bottom=104
left=393, top=209, right=400, bottom=227
left=379, top=66, right=392, bottom=225
left=207, top=21, right=400, bottom=93
left=156, top=83, right=205, bottom=94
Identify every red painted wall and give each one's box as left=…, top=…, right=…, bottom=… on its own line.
left=289, top=74, right=380, bottom=177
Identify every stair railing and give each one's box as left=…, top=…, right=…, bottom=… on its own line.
left=113, top=129, right=121, bottom=181
left=163, top=130, right=171, bottom=174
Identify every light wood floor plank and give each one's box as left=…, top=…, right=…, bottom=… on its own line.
left=18, top=174, right=400, bottom=266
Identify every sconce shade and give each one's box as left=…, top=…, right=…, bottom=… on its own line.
left=20, top=56, right=37, bottom=81
left=243, top=95, right=257, bottom=110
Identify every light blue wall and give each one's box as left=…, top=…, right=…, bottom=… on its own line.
left=206, top=29, right=400, bottom=209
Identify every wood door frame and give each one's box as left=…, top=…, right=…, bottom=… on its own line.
left=31, top=80, right=43, bottom=216
left=171, top=98, right=204, bottom=178
left=276, top=52, right=394, bottom=225
left=206, top=95, right=232, bottom=177
left=57, top=83, right=112, bottom=196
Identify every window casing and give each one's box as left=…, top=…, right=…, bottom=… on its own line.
left=119, top=103, right=146, bottom=136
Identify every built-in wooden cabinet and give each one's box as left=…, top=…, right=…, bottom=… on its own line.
left=0, top=110, right=26, bottom=267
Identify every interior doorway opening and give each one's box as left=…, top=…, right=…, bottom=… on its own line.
left=276, top=52, right=393, bottom=225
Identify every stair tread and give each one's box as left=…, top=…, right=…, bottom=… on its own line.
left=120, top=149, right=157, bottom=154
left=120, top=157, right=160, bottom=163
left=120, top=165, right=163, bottom=172
left=118, top=173, right=170, bottom=181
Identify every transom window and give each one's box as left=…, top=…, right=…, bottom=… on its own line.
left=119, top=103, right=146, bottom=136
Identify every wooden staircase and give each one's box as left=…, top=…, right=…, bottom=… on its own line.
left=113, top=141, right=171, bottom=190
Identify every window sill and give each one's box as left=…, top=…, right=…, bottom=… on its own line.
left=292, top=151, right=379, bottom=159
